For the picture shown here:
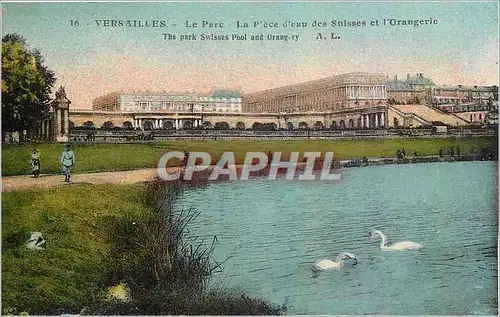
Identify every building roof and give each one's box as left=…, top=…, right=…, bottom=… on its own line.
left=243, top=72, right=387, bottom=102
left=387, top=73, right=436, bottom=92
left=211, top=90, right=242, bottom=99
left=386, top=81, right=413, bottom=92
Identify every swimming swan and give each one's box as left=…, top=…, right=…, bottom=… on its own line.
left=370, top=230, right=424, bottom=251
left=311, top=252, right=359, bottom=271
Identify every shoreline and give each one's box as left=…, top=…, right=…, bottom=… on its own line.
left=2, top=155, right=496, bottom=192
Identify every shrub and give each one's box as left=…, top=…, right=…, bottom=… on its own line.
left=98, top=176, right=286, bottom=315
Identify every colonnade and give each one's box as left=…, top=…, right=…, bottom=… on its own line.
left=35, top=109, right=70, bottom=140
left=346, top=85, right=386, bottom=100
left=37, top=118, right=53, bottom=139
left=359, top=112, right=386, bottom=128
left=133, top=118, right=203, bottom=129
left=56, top=109, right=70, bottom=135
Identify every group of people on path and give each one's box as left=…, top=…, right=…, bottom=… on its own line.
left=396, top=148, right=407, bottom=160
left=438, top=146, right=460, bottom=158
left=29, top=144, right=75, bottom=182
left=396, top=146, right=463, bottom=160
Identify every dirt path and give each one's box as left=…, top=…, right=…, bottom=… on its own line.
left=2, top=168, right=167, bottom=192
left=2, top=162, right=306, bottom=192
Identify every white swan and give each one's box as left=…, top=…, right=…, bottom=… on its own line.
left=370, top=229, right=424, bottom=251
left=311, top=252, right=359, bottom=271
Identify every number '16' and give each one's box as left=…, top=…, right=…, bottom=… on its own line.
left=70, top=20, right=79, bottom=27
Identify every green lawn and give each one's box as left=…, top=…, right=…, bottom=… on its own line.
left=2, top=184, right=145, bottom=314
left=2, top=137, right=496, bottom=176
left=2, top=182, right=287, bottom=315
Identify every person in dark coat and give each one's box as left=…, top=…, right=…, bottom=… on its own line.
left=30, top=148, right=41, bottom=178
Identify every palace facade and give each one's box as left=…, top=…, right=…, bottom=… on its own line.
left=432, top=85, right=498, bottom=108
left=242, top=72, right=387, bottom=113
left=92, top=90, right=242, bottom=113
left=69, top=72, right=496, bottom=132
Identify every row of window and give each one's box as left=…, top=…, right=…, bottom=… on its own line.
left=249, top=100, right=384, bottom=112
left=135, top=102, right=240, bottom=109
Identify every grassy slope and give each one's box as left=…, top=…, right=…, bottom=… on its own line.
left=2, top=182, right=287, bottom=315
left=2, top=137, right=496, bottom=176
left=2, top=184, right=145, bottom=314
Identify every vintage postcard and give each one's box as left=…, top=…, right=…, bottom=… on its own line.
left=1, top=1, right=498, bottom=315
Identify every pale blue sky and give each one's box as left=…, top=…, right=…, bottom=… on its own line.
left=2, top=1, right=499, bottom=108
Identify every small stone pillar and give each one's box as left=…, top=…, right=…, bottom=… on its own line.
left=50, top=86, right=71, bottom=142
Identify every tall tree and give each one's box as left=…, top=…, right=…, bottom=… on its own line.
left=2, top=33, right=56, bottom=138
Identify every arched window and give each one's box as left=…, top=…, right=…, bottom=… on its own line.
left=214, top=122, right=230, bottom=130
left=122, top=121, right=133, bottom=130
left=314, top=121, right=324, bottom=130
left=83, top=121, right=94, bottom=128
left=236, top=122, right=245, bottom=130
left=339, top=120, right=346, bottom=129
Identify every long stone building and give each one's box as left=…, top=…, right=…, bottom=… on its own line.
left=243, top=72, right=387, bottom=112
left=432, top=85, right=498, bottom=108
left=65, top=71, right=494, bottom=132
left=242, top=72, right=388, bottom=128
left=92, top=90, right=242, bottom=113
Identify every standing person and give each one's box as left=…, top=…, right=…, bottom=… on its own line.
left=30, top=148, right=41, bottom=178
left=182, top=151, right=189, bottom=167
left=439, top=147, right=443, bottom=158
left=457, top=146, right=461, bottom=158
left=401, top=148, right=406, bottom=157
left=60, top=144, right=75, bottom=182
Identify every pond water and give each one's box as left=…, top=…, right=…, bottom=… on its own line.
left=177, top=161, right=498, bottom=315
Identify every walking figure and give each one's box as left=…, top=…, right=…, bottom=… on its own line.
left=439, top=147, right=443, bottom=158
left=182, top=151, right=189, bottom=167
left=60, top=144, right=75, bottom=182
left=267, top=151, right=273, bottom=166
left=30, top=148, right=41, bottom=178
left=396, top=149, right=404, bottom=160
